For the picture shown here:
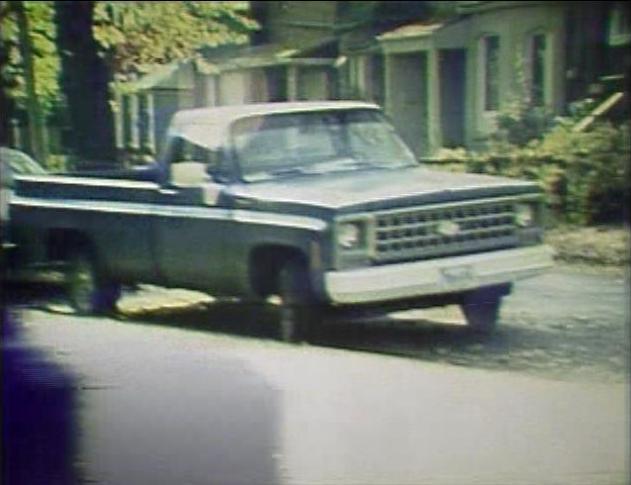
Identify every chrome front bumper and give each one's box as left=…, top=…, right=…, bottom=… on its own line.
left=324, top=245, right=554, bottom=305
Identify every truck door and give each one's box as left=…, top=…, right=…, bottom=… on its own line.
left=153, top=136, right=233, bottom=292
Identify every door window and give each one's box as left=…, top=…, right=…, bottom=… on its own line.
left=168, top=136, right=221, bottom=187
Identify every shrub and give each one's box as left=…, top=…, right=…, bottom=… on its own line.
left=435, top=120, right=629, bottom=225
left=492, top=102, right=555, bottom=147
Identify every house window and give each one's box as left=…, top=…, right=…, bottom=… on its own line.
left=346, top=55, right=384, bottom=104
left=481, top=35, right=500, bottom=111
left=369, top=55, right=385, bottom=107
left=609, top=2, right=631, bottom=46
left=529, top=33, right=547, bottom=106
left=348, top=56, right=364, bottom=99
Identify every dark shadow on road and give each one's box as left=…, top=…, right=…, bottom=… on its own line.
left=2, top=308, right=81, bottom=485
left=115, top=301, right=628, bottom=381
left=3, top=283, right=284, bottom=485
left=5, top=280, right=628, bottom=381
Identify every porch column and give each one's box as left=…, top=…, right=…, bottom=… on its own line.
left=383, top=54, right=394, bottom=119
left=10, top=119, right=22, bottom=150
left=145, top=92, right=156, bottom=154
left=287, top=65, right=299, bottom=101
left=205, top=76, right=218, bottom=106
left=114, top=89, right=124, bottom=150
left=427, top=48, right=441, bottom=155
left=129, top=93, right=140, bottom=150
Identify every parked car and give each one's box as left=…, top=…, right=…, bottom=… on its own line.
left=8, top=102, right=553, bottom=341
left=1, top=147, right=47, bottom=256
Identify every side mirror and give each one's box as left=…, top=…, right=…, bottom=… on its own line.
left=170, top=161, right=210, bottom=187
left=131, top=161, right=160, bottom=182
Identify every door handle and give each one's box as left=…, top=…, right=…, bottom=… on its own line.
left=234, top=196, right=253, bottom=208
left=159, top=188, right=178, bottom=196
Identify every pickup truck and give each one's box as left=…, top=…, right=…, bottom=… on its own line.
left=8, top=101, right=553, bottom=341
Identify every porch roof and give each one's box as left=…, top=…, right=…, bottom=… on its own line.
left=377, top=18, right=469, bottom=53
left=113, top=59, right=197, bottom=95
left=201, top=39, right=339, bottom=72
left=118, top=38, right=340, bottom=95
left=377, top=22, right=445, bottom=41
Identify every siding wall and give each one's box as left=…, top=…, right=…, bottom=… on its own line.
left=463, top=4, right=566, bottom=146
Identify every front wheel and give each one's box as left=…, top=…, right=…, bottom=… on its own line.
left=66, top=250, right=121, bottom=315
left=460, top=284, right=510, bottom=334
left=277, top=259, right=322, bottom=343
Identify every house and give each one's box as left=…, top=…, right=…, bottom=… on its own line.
left=113, top=60, right=199, bottom=159
left=377, top=1, right=630, bottom=157
left=114, top=1, right=433, bottom=161
left=116, top=1, right=629, bottom=161
left=114, top=1, right=345, bottom=161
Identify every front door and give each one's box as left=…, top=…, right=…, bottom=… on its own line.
left=387, top=52, right=429, bottom=157
left=153, top=137, right=232, bottom=292
left=439, top=49, right=466, bottom=148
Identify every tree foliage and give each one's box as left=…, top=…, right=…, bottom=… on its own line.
left=0, top=1, right=60, bottom=114
left=0, top=1, right=257, bottom=110
left=1, top=0, right=257, bottom=162
left=93, top=1, right=258, bottom=75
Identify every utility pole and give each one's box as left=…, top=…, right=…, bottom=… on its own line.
left=15, top=0, right=47, bottom=163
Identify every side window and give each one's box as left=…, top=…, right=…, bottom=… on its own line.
left=480, top=34, right=500, bottom=112
left=168, top=136, right=221, bottom=187
left=525, top=32, right=548, bottom=107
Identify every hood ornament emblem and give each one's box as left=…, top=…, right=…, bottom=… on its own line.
left=436, top=220, right=460, bottom=237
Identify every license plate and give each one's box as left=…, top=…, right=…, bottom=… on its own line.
left=441, top=265, right=474, bottom=284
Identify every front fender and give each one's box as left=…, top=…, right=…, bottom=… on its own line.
left=227, top=210, right=331, bottom=297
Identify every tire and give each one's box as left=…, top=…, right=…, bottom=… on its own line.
left=66, top=249, right=121, bottom=315
left=460, top=285, right=507, bottom=334
left=277, top=258, right=321, bottom=343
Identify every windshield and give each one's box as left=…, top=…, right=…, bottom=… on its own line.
left=231, top=109, right=417, bottom=182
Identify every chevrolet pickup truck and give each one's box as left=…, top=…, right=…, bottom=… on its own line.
left=8, top=101, right=553, bottom=341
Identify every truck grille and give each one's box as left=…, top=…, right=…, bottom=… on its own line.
left=374, top=200, right=518, bottom=264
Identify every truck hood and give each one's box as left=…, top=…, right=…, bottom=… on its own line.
left=230, top=166, right=539, bottom=215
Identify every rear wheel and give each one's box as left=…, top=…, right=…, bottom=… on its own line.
left=66, top=249, right=120, bottom=315
left=277, top=258, right=321, bottom=343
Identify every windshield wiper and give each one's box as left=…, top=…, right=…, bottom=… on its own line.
left=269, top=166, right=312, bottom=177
left=309, top=157, right=372, bottom=173
left=309, top=157, right=408, bottom=174
left=243, top=166, right=310, bottom=182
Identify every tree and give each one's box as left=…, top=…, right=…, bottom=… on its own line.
left=15, top=0, right=47, bottom=162
left=55, top=1, right=116, bottom=163
left=0, top=1, right=15, bottom=145
left=0, top=1, right=60, bottom=153
left=55, top=1, right=256, bottom=165
left=93, top=1, right=257, bottom=76
left=3, top=1, right=257, bottom=164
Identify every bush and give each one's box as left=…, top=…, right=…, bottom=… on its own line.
left=492, top=102, right=555, bottom=147
left=535, top=122, right=629, bottom=224
left=435, top=120, right=630, bottom=225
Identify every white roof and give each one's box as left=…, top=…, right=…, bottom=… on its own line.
left=168, top=101, right=381, bottom=150
left=172, top=101, right=379, bottom=126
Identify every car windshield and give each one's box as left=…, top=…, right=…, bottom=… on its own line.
left=230, top=109, right=417, bottom=182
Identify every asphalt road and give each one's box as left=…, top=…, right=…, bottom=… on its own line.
left=2, top=266, right=629, bottom=485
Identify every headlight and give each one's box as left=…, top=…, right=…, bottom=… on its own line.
left=337, top=222, right=363, bottom=249
left=515, top=203, right=535, bottom=227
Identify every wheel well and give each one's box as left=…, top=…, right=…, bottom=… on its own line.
left=249, top=245, right=308, bottom=298
left=46, top=229, right=93, bottom=261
